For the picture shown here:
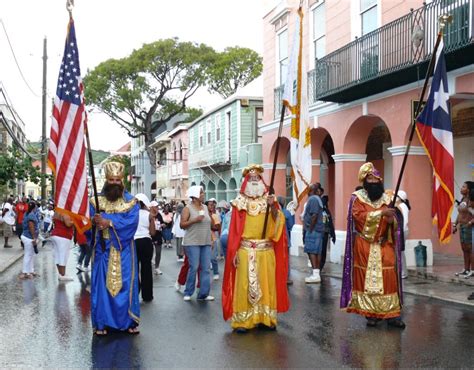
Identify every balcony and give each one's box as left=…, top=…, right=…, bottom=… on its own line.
left=274, top=0, right=474, bottom=111
left=313, top=0, right=474, bottom=103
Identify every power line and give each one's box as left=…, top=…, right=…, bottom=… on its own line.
left=0, top=18, right=41, bottom=98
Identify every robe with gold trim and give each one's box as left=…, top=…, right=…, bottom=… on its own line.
left=340, top=190, right=403, bottom=319
left=89, top=191, right=140, bottom=331
left=222, top=194, right=290, bottom=329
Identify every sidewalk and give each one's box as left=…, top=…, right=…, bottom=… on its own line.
left=291, top=251, right=474, bottom=308
left=0, top=235, right=23, bottom=274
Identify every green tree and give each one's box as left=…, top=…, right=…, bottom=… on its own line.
left=207, top=47, right=263, bottom=99
left=0, top=145, right=44, bottom=189
left=84, top=38, right=213, bottom=165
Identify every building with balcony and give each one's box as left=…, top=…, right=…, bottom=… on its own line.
left=262, top=0, right=474, bottom=264
left=0, top=104, right=29, bottom=196
left=188, top=83, right=264, bottom=202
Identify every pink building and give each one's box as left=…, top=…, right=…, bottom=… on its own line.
left=262, top=0, right=474, bottom=266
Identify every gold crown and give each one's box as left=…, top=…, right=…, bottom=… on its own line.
left=104, top=161, right=125, bottom=179
left=242, top=164, right=264, bottom=177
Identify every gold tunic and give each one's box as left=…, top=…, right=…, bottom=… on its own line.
left=230, top=194, right=285, bottom=329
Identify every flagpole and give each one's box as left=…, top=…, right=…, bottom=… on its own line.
left=261, top=104, right=286, bottom=239
left=84, top=119, right=106, bottom=251
left=390, top=15, right=452, bottom=207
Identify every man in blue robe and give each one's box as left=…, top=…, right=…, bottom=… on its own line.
left=89, top=161, right=140, bottom=336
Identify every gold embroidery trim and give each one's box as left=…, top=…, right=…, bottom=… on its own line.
left=353, top=190, right=391, bottom=209
left=240, top=239, right=273, bottom=250
left=90, top=195, right=137, bottom=214
left=349, top=291, right=401, bottom=315
left=106, top=244, right=122, bottom=297
left=364, top=243, right=384, bottom=295
left=247, top=248, right=262, bottom=305
left=232, top=194, right=268, bottom=216
left=354, top=264, right=395, bottom=270
left=361, top=210, right=382, bottom=242
left=231, top=304, right=277, bottom=323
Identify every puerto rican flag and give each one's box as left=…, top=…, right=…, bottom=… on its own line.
left=415, top=39, right=454, bottom=243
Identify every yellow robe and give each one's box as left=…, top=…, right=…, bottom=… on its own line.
left=231, top=211, right=284, bottom=329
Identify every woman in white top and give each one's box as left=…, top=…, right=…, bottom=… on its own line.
left=134, top=194, right=157, bottom=302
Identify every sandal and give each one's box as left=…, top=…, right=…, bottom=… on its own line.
left=94, top=329, right=108, bottom=336
left=127, top=327, right=140, bottom=335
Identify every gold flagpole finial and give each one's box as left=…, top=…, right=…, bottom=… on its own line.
left=438, top=14, right=453, bottom=32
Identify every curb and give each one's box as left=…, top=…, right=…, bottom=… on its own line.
left=407, top=269, right=474, bottom=287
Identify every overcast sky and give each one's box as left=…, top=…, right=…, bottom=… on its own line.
left=0, top=0, right=269, bottom=151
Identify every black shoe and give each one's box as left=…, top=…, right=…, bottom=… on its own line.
left=366, top=318, right=379, bottom=327
left=387, top=319, right=406, bottom=329
left=467, top=293, right=474, bottom=300
left=3, top=245, right=13, bottom=248
left=258, top=324, right=277, bottom=331
left=234, top=327, right=247, bottom=334
left=33, top=245, right=39, bottom=254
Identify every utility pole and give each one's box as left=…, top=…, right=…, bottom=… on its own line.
left=41, top=37, right=47, bottom=200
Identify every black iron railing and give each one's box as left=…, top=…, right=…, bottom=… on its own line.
left=309, top=0, right=473, bottom=102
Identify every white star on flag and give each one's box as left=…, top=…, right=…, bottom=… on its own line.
left=433, top=79, right=449, bottom=113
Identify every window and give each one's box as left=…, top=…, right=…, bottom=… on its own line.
left=360, top=0, right=377, bottom=36
left=206, top=119, right=211, bottom=145
left=199, top=124, right=204, bottom=148
left=215, top=114, right=221, bottom=142
left=278, top=29, right=288, bottom=86
left=313, top=1, right=326, bottom=60
left=172, top=142, right=177, bottom=162
left=178, top=139, right=183, bottom=160
left=255, top=108, right=263, bottom=141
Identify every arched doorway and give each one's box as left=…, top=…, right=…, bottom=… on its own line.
left=217, top=180, right=227, bottom=201
left=207, top=181, right=216, bottom=200
left=228, top=178, right=238, bottom=200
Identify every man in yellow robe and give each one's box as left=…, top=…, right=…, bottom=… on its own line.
left=340, top=162, right=405, bottom=329
left=222, top=164, right=290, bottom=333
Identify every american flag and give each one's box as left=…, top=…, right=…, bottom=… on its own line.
left=48, top=18, right=90, bottom=232
left=415, top=39, right=454, bottom=243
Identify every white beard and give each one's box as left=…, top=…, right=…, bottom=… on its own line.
left=244, top=180, right=266, bottom=198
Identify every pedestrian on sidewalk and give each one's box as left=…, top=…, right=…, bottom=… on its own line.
left=2, top=197, right=16, bottom=248
left=394, top=190, right=410, bottom=279
left=76, top=230, right=91, bottom=272
left=453, top=181, right=474, bottom=278
left=15, top=196, right=28, bottom=248
left=150, top=200, right=164, bottom=275
left=303, top=183, right=325, bottom=284
left=180, top=185, right=214, bottom=302
left=161, top=204, right=173, bottom=248
left=50, top=211, right=75, bottom=281
left=89, top=161, right=140, bottom=336
left=466, top=189, right=474, bottom=300
left=222, top=165, right=289, bottom=333
left=19, top=201, right=40, bottom=279
left=207, top=198, right=221, bottom=281
left=340, top=162, right=405, bottom=329
left=172, top=203, right=186, bottom=261
left=320, top=193, right=336, bottom=272
left=134, top=193, right=157, bottom=303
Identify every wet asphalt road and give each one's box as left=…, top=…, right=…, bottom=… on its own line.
left=1, top=244, right=473, bottom=368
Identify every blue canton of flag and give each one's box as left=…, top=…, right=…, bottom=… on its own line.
left=56, top=22, right=82, bottom=106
